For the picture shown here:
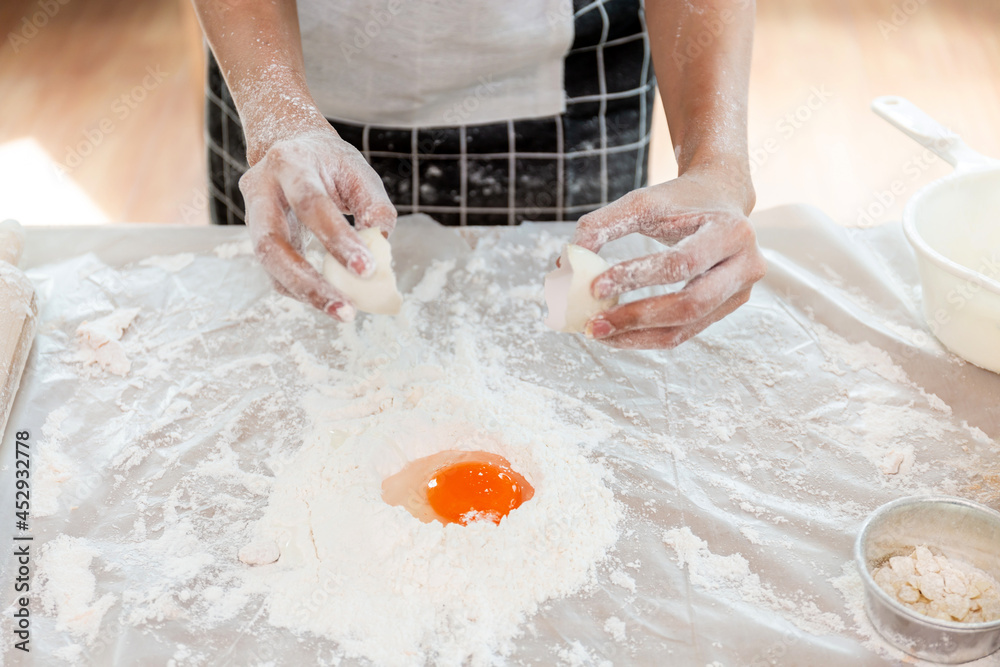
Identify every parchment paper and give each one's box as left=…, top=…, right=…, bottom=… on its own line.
left=1, top=205, right=998, bottom=666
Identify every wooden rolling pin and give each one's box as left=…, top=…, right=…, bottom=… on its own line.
left=0, top=220, right=38, bottom=441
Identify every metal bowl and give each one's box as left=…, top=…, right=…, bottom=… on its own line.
left=855, top=496, right=1000, bottom=663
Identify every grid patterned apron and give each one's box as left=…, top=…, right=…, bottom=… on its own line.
left=206, top=0, right=654, bottom=226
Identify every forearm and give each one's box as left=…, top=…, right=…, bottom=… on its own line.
left=191, top=0, right=329, bottom=164
left=646, top=0, right=755, bottom=211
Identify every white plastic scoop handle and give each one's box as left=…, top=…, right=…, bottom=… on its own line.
left=871, top=96, right=998, bottom=171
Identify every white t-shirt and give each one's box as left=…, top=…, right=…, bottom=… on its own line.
left=298, top=0, right=575, bottom=128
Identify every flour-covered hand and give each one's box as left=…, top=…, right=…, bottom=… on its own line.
left=240, top=127, right=397, bottom=321
left=572, top=168, right=765, bottom=349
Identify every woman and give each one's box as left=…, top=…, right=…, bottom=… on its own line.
left=194, top=0, right=765, bottom=348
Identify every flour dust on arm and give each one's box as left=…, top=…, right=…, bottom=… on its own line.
left=190, top=0, right=396, bottom=321
left=569, top=0, right=763, bottom=350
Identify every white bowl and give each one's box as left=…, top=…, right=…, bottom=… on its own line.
left=874, top=96, right=1000, bottom=374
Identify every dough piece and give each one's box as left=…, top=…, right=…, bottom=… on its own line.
left=880, top=450, right=905, bottom=475
left=321, top=228, right=403, bottom=315
left=543, top=244, right=618, bottom=333
left=871, top=545, right=1000, bottom=623
left=238, top=538, right=280, bottom=566
left=76, top=308, right=140, bottom=376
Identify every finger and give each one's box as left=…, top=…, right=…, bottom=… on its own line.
left=587, top=249, right=765, bottom=337
left=572, top=191, right=709, bottom=253
left=260, top=233, right=357, bottom=322
left=591, top=214, right=753, bottom=299
left=333, top=156, right=397, bottom=236
left=267, top=148, right=375, bottom=278
left=598, top=288, right=752, bottom=350
left=270, top=277, right=293, bottom=298
left=571, top=191, right=649, bottom=253
left=286, top=216, right=308, bottom=254
left=243, top=187, right=356, bottom=322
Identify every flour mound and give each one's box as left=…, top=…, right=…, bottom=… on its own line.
left=239, top=299, right=622, bottom=665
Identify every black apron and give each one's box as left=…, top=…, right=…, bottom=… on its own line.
left=206, top=0, right=654, bottom=226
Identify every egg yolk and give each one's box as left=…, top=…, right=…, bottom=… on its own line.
left=426, top=461, right=525, bottom=525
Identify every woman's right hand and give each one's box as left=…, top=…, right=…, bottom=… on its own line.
left=191, top=0, right=396, bottom=320
left=239, top=126, right=397, bottom=321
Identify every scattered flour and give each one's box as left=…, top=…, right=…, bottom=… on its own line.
left=122, top=518, right=224, bottom=626
left=32, top=407, right=74, bottom=517
left=812, top=320, right=956, bottom=421
left=663, top=527, right=845, bottom=637
left=74, top=307, right=140, bottom=376
left=35, top=535, right=116, bottom=643
left=52, top=645, right=84, bottom=663
left=739, top=526, right=764, bottom=545
left=556, top=640, right=610, bottom=667
left=139, top=253, right=195, bottom=273
left=409, top=258, right=455, bottom=302
left=831, top=562, right=911, bottom=660
left=813, top=322, right=910, bottom=385
left=609, top=568, right=636, bottom=593
left=603, top=615, right=626, bottom=642
left=212, top=239, right=254, bottom=259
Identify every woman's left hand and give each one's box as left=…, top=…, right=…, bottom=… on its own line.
left=572, top=166, right=766, bottom=349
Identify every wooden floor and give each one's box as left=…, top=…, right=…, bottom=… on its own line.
left=0, top=0, right=205, bottom=225
left=1, top=0, right=998, bottom=227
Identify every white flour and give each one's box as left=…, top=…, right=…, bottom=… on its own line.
left=138, top=253, right=195, bottom=273
left=212, top=239, right=254, bottom=259
left=831, top=563, right=921, bottom=662
left=33, top=407, right=73, bottom=517
left=663, top=526, right=846, bottom=637
left=74, top=307, right=140, bottom=376
left=240, top=303, right=623, bottom=665
left=35, top=536, right=116, bottom=644
left=603, top=616, right=626, bottom=642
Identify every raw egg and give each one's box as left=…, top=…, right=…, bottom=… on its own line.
left=382, top=450, right=534, bottom=525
